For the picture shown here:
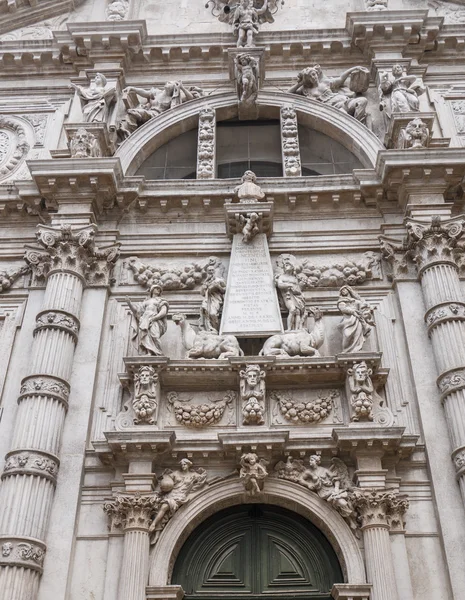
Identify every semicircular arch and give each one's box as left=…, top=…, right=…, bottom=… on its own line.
left=148, top=478, right=366, bottom=587
left=115, top=91, right=383, bottom=176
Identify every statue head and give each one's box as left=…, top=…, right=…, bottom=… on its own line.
left=308, top=454, right=321, bottom=469
left=279, top=253, right=297, bottom=275
left=137, top=365, right=157, bottom=386
left=242, top=452, right=258, bottom=466
left=354, top=361, right=370, bottom=382
left=164, top=81, right=176, bottom=95
left=242, top=170, right=257, bottom=183
left=150, top=283, right=163, bottom=297
left=392, top=63, right=404, bottom=77
left=70, top=127, right=97, bottom=159
left=242, top=364, right=263, bottom=387
left=94, top=72, right=107, bottom=87
left=180, top=458, right=193, bottom=471
left=299, top=67, right=319, bottom=88
left=404, top=118, right=429, bottom=149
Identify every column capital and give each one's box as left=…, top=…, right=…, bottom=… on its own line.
left=24, top=223, right=119, bottom=287
left=352, top=489, right=409, bottom=529
left=380, top=215, right=465, bottom=279
left=103, top=493, right=158, bottom=532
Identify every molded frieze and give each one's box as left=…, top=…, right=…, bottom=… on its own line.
left=0, top=538, right=46, bottom=572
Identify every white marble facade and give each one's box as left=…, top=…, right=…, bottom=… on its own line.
left=1, top=1, right=465, bottom=600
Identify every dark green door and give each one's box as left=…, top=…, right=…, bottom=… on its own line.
left=172, top=505, right=343, bottom=600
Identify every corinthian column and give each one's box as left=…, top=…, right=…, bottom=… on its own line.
left=104, top=494, right=158, bottom=600
left=352, top=490, right=407, bottom=600
left=398, top=217, right=465, bottom=505
left=0, top=224, right=118, bottom=600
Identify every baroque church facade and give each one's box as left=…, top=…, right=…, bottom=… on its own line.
left=1, top=0, right=465, bottom=599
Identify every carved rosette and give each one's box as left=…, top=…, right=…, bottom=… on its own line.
left=0, top=537, right=46, bottom=572
left=352, top=490, right=409, bottom=529
left=2, top=450, right=59, bottom=484
left=197, top=107, right=216, bottom=180
left=103, top=494, right=159, bottom=532
left=34, top=310, right=80, bottom=342
left=19, top=375, right=70, bottom=407
left=280, top=106, right=302, bottom=177
left=25, top=224, right=119, bottom=287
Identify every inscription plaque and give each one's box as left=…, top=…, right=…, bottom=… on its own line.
left=220, top=233, right=283, bottom=337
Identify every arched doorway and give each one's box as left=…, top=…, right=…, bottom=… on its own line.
left=172, top=504, right=343, bottom=600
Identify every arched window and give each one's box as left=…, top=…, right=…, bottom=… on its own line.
left=135, top=119, right=362, bottom=180
left=172, top=504, right=343, bottom=600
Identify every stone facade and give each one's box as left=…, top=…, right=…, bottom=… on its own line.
left=0, top=1, right=465, bottom=600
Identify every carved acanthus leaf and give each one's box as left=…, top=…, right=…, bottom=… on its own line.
left=103, top=494, right=159, bottom=531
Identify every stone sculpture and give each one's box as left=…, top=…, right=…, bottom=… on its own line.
left=197, top=107, right=216, bottom=179
left=259, top=307, right=324, bottom=357
left=337, top=285, right=375, bottom=353
left=239, top=212, right=261, bottom=244
left=69, top=127, right=102, bottom=158
left=378, top=64, right=425, bottom=118
left=281, top=106, right=302, bottom=177
left=106, top=0, right=129, bottom=20
left=234, top=170, right=265, bottom=203
left=133, top=366, right=159, bottom=425
left=126, top=256, right=214, bottom=291
left=199, top=260, right=226, bottom=333
left=167, top=390, right=235, bottom=427
left=240, top=364, right=266, bottom=425
left=0, top=265, right=29, bottom=292
left=274, top=253, right=307, bottom=331
left=274, top=455, right=357, bottom=530
left=289, top=64, right=370, bottom=124
left=271, top=389, right=337, bottom=423
left=235, top=53, right=259, bottom=105
left=126, top=284, right=169, bottom=356
left=397, top=118, right=430, bottom=150
left=239, top=453, right=268, bottom=494
left=149, top=459, right=207, bottom=544
left=365, top=0, right=387, bottom=9
left=70, top=73, right=116, bottom=123
left=347, top=362, right=374, bottom=421
left=118, top=82, right=204, bottom=139
left=173, top=313, right=244, bottom=359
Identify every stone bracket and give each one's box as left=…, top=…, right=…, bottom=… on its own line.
left=224, top=201, right=274, bottom=239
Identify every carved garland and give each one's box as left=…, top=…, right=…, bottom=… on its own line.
left=270, top=390, right=336, bottom=423
left=167, top=391, right=236, bottom=427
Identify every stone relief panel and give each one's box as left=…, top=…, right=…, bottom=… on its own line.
left=427, top=1, right=465, bottom=23
left=270, top=389, right=341, bottom=425
left=165, top=390, right=236, bottom=428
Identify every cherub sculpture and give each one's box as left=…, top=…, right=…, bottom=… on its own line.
left=337, top=285, right=375, bottom=353
left=149, top=459, right=207, bottom=544
left=235, top=53, right=259, bottom=104
left=240, top=364, right=266, bottom=425
left=240, top=453, right=268, bottom=495
left=239, top=212, right=261, bottom=244
left=274, top=455, right=358, bottom=530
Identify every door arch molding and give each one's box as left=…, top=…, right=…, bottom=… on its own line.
left=115, top=91, right=384, bottom=177
left=148, top=478, right=366, bottom=587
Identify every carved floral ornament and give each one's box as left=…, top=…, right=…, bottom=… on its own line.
left=2, top=450, right=59, bottom=483
left=0, top=116, right=30, bottom=182
left=25, top=224, right=120, bottom=287
left=0, top=539, right=46, bottom=571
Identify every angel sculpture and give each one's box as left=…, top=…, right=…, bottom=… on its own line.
left=240, top=453, right=268, bottom=495
left=149, top=459, right=207, bottom=544
left=274, top=455, right=358, bottom=531
left=239, top=212, right=261, bottom=244
left=206, top=0, right=283, bottom=48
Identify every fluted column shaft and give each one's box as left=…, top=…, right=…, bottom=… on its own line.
left=0, top=225, right=118, bottom=600
left=104, top=494, right=158, bottom=600
left=418, top=254, right=465, bottom=504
